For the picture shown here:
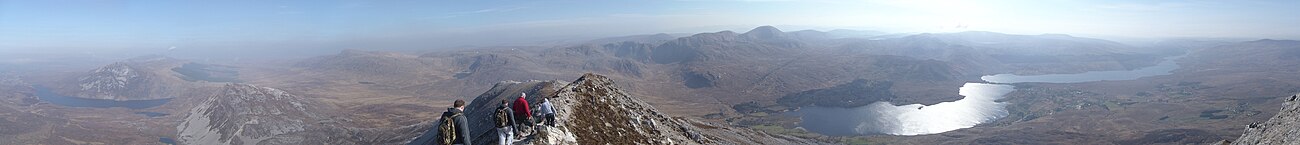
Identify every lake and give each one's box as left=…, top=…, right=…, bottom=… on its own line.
left=134, top=112, right=170, bottom=117
left=159, top=137, right=177, bottom=145
left=981, top=55, right=1185, bottom=83
left=797, top=55, right=1185, bottom=135
left=33, top=85, right=171, bottom=109
left=171, top=63, right=241, bottom=83
left=797, top=83, right=1014, bottom=135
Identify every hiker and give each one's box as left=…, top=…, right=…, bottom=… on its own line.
left=511, top=93, right=533, bottom=136
left=436, top=99, right=473, bottom=145
left=495, top=100, right=515, bottom=145
left=538, top=98, right=556, bottom=127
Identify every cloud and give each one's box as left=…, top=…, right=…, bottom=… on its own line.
left=456, top=6, right=525, bottom=15
left=423, top=6, right=526, bottom=19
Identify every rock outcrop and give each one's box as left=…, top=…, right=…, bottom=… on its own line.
left=177, top=83, right=329, bottom=145
left=178, top=83, right=436, bottom=145
left=1231, top=93, right=1300, bottom=145
left=408, top=73, right=820, bottom=145
left=544, top=73, right=821, bottom=144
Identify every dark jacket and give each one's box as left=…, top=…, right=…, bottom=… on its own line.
left=439, top=108, right=473, bottom=145
left=496, top=105, right=515, bottom=128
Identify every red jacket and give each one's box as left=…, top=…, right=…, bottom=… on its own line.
left=512, top=97, right=531, bottom=118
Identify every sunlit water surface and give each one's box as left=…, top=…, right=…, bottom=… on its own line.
left=797, top=55, right=1185, bottom=135
left=981, top=55, right=1185, bottom=83
left=797, top=83, right=1014, bottom=135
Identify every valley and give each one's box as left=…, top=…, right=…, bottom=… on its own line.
left=0, top=26, right=1295, bottom=144
left=6, top=1, right=1300, bottom=144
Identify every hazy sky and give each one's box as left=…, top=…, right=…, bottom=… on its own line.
left=2, top=0, right=1299, bottom=53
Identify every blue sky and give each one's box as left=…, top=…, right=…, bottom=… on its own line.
left=2, top=0, right=1299, bottom=53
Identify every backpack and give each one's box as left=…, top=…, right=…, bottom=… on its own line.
left=495, top=107, right=511, bottom=128
left=437, top=113, right=461, bottom=145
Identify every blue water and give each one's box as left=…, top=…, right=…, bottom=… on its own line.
left=171, top=63, right=241, bottom=83
left=159, top=137, right=177, bottom=145
left=134, top=112, right=169, bottom=117
left=981, top=55, right=1186, bottom=83
left=32, top=85, right=171, bottom=109
left=797, top=83, right=1015, bottom=135
left=798, top=55, right=1186, bottom=135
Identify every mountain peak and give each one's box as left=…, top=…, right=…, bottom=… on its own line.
left=742, top=26, right=785, bottom=39
left=76, top=62, right=147, bottom=100
left=748, top=25, right=782, bottom=32
left=575, top=73, right=611, bottom=84
left=410, top=73, right=819, bottom=145
left=1248, top=39, right=1300, bottom=44
left=650, top=33, right=673, bottom=37
left=178, top=83, right=326, bottom=145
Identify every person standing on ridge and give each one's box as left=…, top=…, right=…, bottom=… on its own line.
left=511, top=93, right=532, bottom=137
left=538, top=98, right=556, bottom=127
left=494, top=100, right=515, bottom=145
left=436, top=99, right=472, bottom=145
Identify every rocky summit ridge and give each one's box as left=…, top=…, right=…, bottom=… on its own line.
left=1230, top=93, right=1300, bottom=145
left=408, top=73, right=821, bottom=145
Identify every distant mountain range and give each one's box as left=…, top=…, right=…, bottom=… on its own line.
left=18, top=26, right=1281, bottom=144
left=291, top=26, right=1158, bottom=109
left=1181, top=39, right=1300, bottom=72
